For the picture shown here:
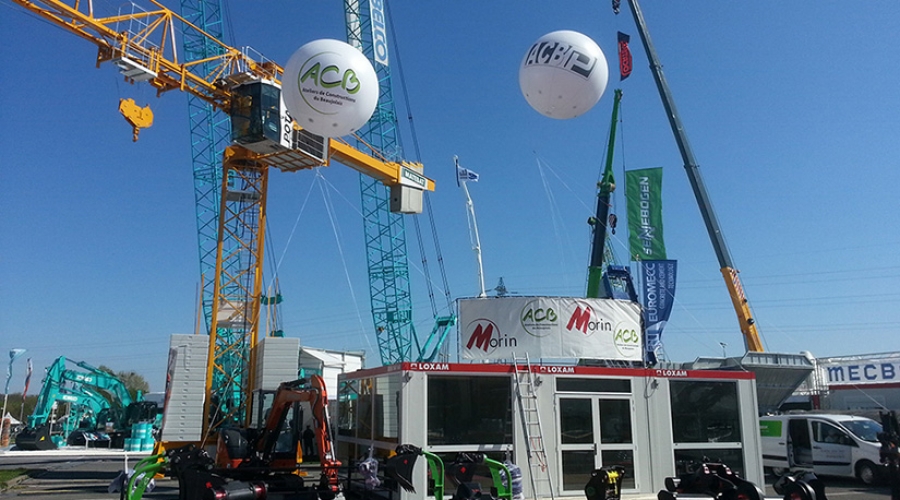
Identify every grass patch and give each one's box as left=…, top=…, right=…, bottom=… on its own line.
left=0, top=468, right=27, bottom=488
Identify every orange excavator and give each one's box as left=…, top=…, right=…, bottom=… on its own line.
left=126, top=376, right=341, bottom=500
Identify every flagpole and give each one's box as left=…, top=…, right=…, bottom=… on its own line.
left=454, top=156, right=487, bottom=298
left=3, top=349, right=27, bottom=428
left=1, top=393, right=9, bottom=430
left=19, top=358, right=32, bottom=422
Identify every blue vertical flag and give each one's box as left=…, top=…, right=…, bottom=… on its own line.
left=640, top=261, right=677, bottom=364
left=5, top=349, right=26, bottom=394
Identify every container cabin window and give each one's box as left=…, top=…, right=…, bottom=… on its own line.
left=337, top=379, right=363, bottom=439
left=673, top=448, right=745, bottom=478
left=669, top=380, right=741, bottom=443
left=336, top=376, right=399, bottom=444
left=427, top=376, right=512, bottom=445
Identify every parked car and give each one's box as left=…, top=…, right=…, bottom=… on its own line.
left=759, top=413, right=885, bottom=484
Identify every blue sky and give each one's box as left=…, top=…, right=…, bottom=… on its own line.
left=1, top=1, right=899, bottom=392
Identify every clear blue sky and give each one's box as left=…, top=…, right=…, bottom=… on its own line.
left=1, top=1, right=898, bottom=392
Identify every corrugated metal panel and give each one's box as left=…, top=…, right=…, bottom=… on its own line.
left=160, top=334, right=209, bottom=442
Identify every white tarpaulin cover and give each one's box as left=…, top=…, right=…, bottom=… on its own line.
left=459, top=297, right=642, bottom=361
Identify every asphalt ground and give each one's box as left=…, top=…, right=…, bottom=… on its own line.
left=0, top=449, right=896, bottom=500
left=0, top=449, right=169, bottom=499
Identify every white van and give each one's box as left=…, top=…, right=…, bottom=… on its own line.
left=759, top=413, right=884, bottom=484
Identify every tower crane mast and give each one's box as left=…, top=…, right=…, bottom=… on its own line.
left=12, top=0, right=436, bottom=443
left=344, top=0, right=417, bottom=365
left=344, top=0, right=456, bottom=365
left=177, top=0, right=233, bottom=338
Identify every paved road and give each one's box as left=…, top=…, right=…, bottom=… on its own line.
left=0, top=449, right=176, bottom=499
left=1, top=450, right=895, bottom=499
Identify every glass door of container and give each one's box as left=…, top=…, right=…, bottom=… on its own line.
left=557, top=396, right=637, bottom=494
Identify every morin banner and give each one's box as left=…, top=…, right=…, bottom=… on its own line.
left=640, top=260, right=677, bottom=364
left=626, top=167, right=666, bottom=261
left=459, top=297, right=642, bottom=361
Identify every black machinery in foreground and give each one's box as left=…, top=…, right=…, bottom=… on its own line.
left=879, top=411, right=900, bottom=500
left=119, top=376, right=341, bottom=500
left=656, top=461, right=825, bottom=500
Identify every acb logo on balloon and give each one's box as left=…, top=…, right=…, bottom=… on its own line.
left=297, top=58, right=362, bottom=112
left=522, top=38, right=600, bottom=79
left=519, top=30, right=609, bottom=120
left=282, top=38, right=378, bottom=138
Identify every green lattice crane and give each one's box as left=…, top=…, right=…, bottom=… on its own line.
left=344, top=0, right=456, bottom=365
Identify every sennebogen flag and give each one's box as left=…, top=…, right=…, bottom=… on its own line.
left=640, top=260, right=677, bottom=364
left=626, top=167, right=666, bottom=260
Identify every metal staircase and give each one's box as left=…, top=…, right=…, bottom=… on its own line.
left=512, top=354, right=555, bottom=500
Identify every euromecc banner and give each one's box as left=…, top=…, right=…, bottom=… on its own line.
left=459, top=297, right=642, bottom=361
left=626, top=167, right=666, bottom=261
left=640, top=260, right=677, bottom=363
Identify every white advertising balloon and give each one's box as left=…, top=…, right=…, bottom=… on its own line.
left=282, top=39, right=378, bottom=137
left=519, top=30, right=609, bottom=119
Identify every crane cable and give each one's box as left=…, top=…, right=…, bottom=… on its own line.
left=315, top=170, right=376, bottom=355
left=261, top=175, right=322, bottom=336
left=387, top=2, right=454, bottom=315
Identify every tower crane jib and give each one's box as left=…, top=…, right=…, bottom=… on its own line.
left=14, top=0, right=436, bottom=444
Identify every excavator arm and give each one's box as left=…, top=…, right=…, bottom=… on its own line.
left=66, top=359, right=137, bottom=406
left=253, top=376, right=342, bottom=498
left=16, top=357, right=135, bottom=450
left=201, top=375, right=341, bottom=500
left=25, top=357, right=67, bottom=428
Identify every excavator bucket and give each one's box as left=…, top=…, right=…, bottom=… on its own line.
left=15, top=424, right=57, bottom=451
left=384, top=449, right=421, bottom=493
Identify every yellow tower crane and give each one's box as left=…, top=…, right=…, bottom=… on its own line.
left=11, top=0, right=435, bottom=446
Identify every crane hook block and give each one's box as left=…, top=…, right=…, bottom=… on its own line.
left=118, top=98, right=154, bottom=142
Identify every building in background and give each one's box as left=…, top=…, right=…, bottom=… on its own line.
left=299, top=347, right=365, bottom=401
left=781, top=351, right=900, bottom=413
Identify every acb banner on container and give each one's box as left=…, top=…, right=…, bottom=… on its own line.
left=459, top=297, right=642, bottom=361
left=626, top=167, right=666, bottom=261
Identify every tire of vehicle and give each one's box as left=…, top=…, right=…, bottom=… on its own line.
left=856, top=460, right=878, bottom=485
